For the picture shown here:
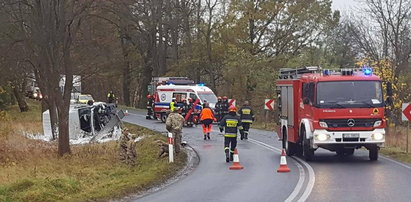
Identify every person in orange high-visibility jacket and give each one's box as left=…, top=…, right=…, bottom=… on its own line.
left=200, top=102, right=216, bottom=140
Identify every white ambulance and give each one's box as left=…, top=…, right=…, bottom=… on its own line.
left=154, top=83, right=218, bottom=122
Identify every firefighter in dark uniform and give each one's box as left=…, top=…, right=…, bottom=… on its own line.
left=181, top=98, right=189, bottom=117
left=219, top=105, right=244, bottom=162
left=107, top=91, right=115, bottom=103
left=146, top=95, right=154, bottom=119
left=215, top=97, right=223, bottom=122
left=221, top=96, right=229, bottom=119
left=238, top=100, right=254, bottom=140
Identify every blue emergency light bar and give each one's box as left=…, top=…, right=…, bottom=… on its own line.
left=197, top=82, right=205, bottom=86
left=362, top=66, right=373, bottom=76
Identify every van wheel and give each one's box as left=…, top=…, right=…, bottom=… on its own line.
left=161, top=114, right=167, bottom=123
left=302, top=128, right=314, bottom=161
left=369, top=145, right=379, bottom=161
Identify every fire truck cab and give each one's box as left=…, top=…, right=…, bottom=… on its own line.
left=276, top=66, right=386, bottom=161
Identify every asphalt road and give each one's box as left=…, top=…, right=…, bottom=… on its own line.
left=123, top=110, right=411, bottom=202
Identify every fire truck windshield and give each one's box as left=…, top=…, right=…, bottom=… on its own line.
left=198, top=92, right=218, bottom=103
left=316, top=81, right=383, bottom=108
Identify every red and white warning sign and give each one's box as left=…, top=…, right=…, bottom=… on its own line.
left=402, top=103, right=411, bottom=121
left=265, top=99, right=275, bottom=110
left=228, top=99, right=236, bottom=106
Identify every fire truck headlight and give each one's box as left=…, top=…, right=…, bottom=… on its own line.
left=373, top=120, right=382, bottom=127
left=319, top=121, right=328, bottom=128
left=372, top=133, right=384, bottom=141
left=315, top=133, right=329, bottom=141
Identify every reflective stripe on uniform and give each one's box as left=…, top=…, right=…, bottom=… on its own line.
left=224, top=133, right=237, bottom=137
left=226, top=119, right=238, bottom=127
left=242, top=119, right=253, bottom=123
left=242, top=109, right=251, bottom=114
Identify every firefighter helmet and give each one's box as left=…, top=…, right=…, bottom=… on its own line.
left=223, top=96, right=228, bottom=100
left=228, top=105, right=237, bottom=112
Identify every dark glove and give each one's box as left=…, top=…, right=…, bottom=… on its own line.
left=219, top=127, right=224, bottom=133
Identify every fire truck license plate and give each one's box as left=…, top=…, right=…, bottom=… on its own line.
left=343, top=133, right=360, bottom=138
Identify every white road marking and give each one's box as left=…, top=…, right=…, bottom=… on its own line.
left=294, top=157, right=315, bottom=202
left=248, top=138, right=315, bottom=202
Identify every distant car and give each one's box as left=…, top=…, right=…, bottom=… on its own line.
left=77, top=94, right=94, bottom=104
left=26, top=87, right=43, bottom=100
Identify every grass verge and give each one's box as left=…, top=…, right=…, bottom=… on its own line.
left=0, top=100, right=187, bottom=201
left=251, top=121, right=277, bottom=131
left=381, top=147, right=411, bottom=164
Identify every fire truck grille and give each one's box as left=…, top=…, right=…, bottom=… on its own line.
left=321, top=119, right=380, bottom=128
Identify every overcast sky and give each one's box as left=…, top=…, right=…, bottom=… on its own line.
left=331, top=0, right=361, bottom=11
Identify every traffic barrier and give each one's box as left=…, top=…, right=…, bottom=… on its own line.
left=168, top=132, right=174, bottom=163
left=277, top=149, right=291, bottom=172
left=229, top=149, right=244, bottom=170
left=125, top=110, right=129, bottom=116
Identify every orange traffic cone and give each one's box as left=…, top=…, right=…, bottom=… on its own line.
left=277, top=149, right=291, bottom=172
left=229, top=149, right=244, bottom=170
left=125, top=110, right=129, bottom=116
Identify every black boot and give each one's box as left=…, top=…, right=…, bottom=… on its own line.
left=204, top=134, right=207, bottom=140
left=207, top=133, right=210, bottom=140
left=240, top=134, right=244, bottom=140
left=225, top=150, right=230, bottom=163
left=245, top=132, right=248, bottom=139
left=230, top=152, right=234, bottom=161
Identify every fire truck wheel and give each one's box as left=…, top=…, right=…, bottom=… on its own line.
left=161, top=114, right=167, bottom=123
left=282, top=128, right=295, bottom=156
left=345, top=148, right=355, bottom=156
left=369, top=145, right=379, bottom=161
left=302, top=128, right=314, bottom=161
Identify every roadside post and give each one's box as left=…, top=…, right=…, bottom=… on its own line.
left=264, top=99, right=275, bottom=128
left=402, top=103, right=411, bottom=153
left=168, top=132, right=174, bottom=163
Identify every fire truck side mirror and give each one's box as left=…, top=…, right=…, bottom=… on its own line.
left=303, top=97, right=310, bottom=105
left=386, top=82, right=393, bottom=97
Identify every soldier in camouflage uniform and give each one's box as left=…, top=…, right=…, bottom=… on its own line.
left=126, top=134, right=138, bottom=167
left=166, top=108, right=185, bottom=154
left=119, top=128, right=130, bottom=162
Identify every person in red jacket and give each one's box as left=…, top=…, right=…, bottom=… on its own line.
left=200, top=102, right=216, bottom=140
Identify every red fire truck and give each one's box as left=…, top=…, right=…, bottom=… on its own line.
left=276, top=66, right=390, bottom=161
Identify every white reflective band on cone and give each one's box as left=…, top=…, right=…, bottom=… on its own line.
left=280, top=156, right=287, bottom=165
left=234, top=154, right=239, bottom=162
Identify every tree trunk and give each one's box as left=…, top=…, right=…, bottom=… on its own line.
left=122, top=62, right=131, bottom=106
left=120, top=31, right=131, bottom=106
left=12, top=84, right=29, bottom=112
left=48, top=101, right=58, bottom=140
left=57, top=102, right=71, bottom=155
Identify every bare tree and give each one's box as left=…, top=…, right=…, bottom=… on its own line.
left=2, top=0, right=94, bottom=156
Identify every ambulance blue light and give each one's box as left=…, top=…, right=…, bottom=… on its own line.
left=197, top=83, right=205, bottom=86
left=323, top=70, right=331, bottom=76
left=363, top=67, right=373, bottom=76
